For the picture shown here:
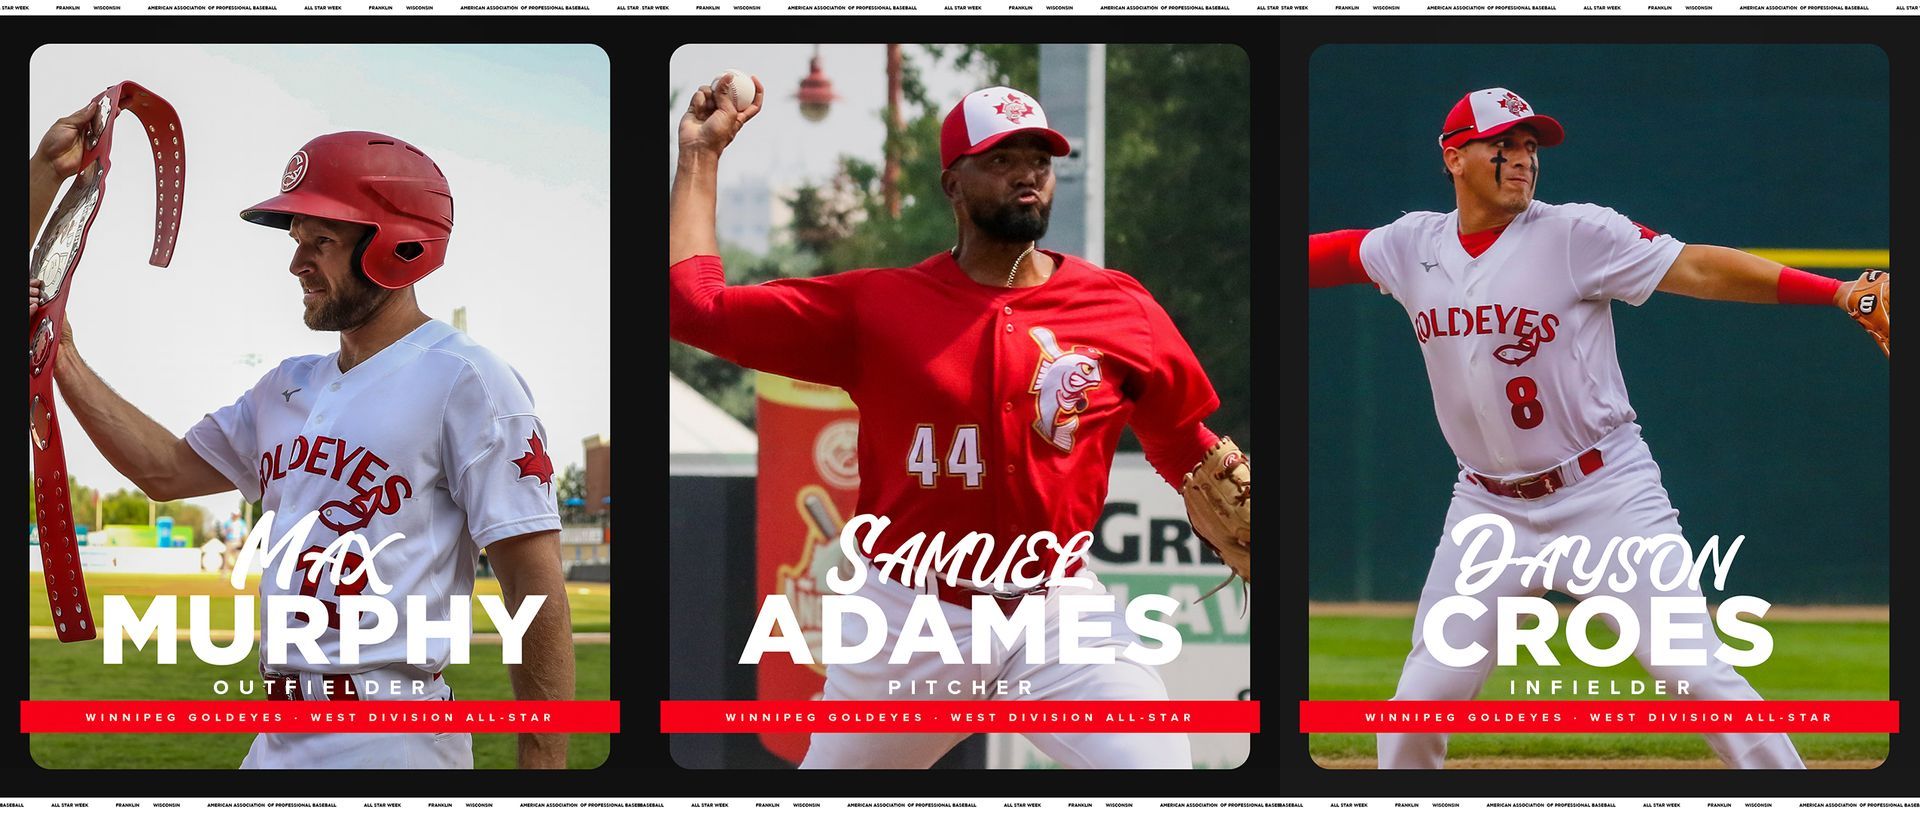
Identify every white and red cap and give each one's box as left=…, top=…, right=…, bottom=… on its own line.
left=940, top=86, right=1071, bottom=169
left=1438, top=87, right=1565, bottom=150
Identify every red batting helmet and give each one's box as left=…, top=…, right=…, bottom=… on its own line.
left=240, top=131, right=454, bottom=289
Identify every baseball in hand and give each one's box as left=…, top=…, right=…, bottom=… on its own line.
left=712, top=69, right=755, bottom=110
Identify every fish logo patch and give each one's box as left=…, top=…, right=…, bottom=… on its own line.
left=1028, top=327, right=1104, bottom=453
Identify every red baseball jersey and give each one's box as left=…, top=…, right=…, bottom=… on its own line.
left=670, top=250, right=1219, bottom=581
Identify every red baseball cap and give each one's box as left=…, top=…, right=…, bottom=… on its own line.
left=1439, top=87, right=1566, bottom=150
left=940, top=86, right=1071, bottom=169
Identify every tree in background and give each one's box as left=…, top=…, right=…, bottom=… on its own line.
left=812, top=52, right=955, bottom=277
left=82, top=489, right=208, bottom=539
left=787, top=178, right=862, bottom=258
left=1110, top=45, right=1250, bottom=448
left=671, top=45, right=1251, bottom=449
left=28, top=476, right=97, bottom=532
left=557, top=463, right=588, bottom=524
left=99, top=490, right=151, bottom=526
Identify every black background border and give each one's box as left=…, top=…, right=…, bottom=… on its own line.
left=9, top=18, right=1905, bottom=799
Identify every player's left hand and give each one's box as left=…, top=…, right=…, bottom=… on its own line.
left=1839, top=269, right=1889, bottom=357
left=1184, top=437, right=1251, bottom=584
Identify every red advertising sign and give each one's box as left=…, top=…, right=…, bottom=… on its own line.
left=753, top=372, right=861, bottom=764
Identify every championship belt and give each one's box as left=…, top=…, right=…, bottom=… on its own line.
left=29, top=81, right=184, bottom=643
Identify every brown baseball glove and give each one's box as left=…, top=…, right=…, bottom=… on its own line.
left=1844, top=269, right=1889, bottom=356
left=1184, top=436, right=1250, bottom=591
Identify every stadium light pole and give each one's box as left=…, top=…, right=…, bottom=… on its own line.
left=882, top=44, right=903, bottom=219
left=1037, top=45, right=1106, bottom=266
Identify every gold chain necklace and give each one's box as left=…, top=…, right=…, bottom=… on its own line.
left=951, top=243, right=1038, bottom=288
left=1005, top=244, right=1035, bottom=288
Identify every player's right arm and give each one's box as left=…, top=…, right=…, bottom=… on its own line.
left=671, top=73, right=762, bottom=264
left=669, top=72, right=860, bottom=389
left=49, top=334, right=231, bottom=502
left=1307, top=229, right=1375, bottom=288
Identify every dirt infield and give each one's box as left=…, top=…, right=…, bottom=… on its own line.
left=1312, top=757, right=1886, bottom=770
left=1307, top=602, right=1888, bottom=622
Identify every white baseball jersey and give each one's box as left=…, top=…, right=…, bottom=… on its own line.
left=1358, top=199, right=1684, bottom=476
left=186, top=319, right=561, bottom=675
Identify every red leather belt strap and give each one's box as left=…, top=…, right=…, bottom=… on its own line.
left=30, top=81, right=184, bottom=643
left=1469, top=448, right=1605, bottom=501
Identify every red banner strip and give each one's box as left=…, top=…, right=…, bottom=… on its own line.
left=20, top=701, right=620, bottom=733
left=1299, top=700, right=1898, bottom=733
left=659, top=700, right=1259, bottom=733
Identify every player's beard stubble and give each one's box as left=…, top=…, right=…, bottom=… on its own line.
left=305, top=266, right=393, bottom=332
left=969, top=196, right=1052, bottom=243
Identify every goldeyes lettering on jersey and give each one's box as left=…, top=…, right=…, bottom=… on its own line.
left=256, top=434, right=412, bottom=534
left=1413, top=304, right=1562, bottom=366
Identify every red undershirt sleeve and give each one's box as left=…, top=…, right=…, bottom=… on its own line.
left=668, top=255, right=861, bottom=389
left=1137, top=421, right=1221, bottom=492
left=1309, top=229, right=1374, bottom=288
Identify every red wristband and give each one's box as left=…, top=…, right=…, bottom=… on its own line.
left=1776, top=266, right=1843, bottom=305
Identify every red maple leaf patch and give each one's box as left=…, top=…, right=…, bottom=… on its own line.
left=1632, top=221, right=1661, bottom=241
left=993, top=94, right=1034, bottom=123
left=512, top=432, right=555, bottom=485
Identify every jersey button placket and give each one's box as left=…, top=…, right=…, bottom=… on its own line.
left=1002, top=315, right=1020, bottom=465
left=994, top=313, right=1020, bottom=542
left=308, top=377, right=342, bottom=430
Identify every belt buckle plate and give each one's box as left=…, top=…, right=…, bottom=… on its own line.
left=1489, top=469, right=1552, bottom=499
left=262, top=669, right=302, bottom=701
left=976, top=583, right=1043, bottom=600
left=954, top=577, right=1046, bottom=601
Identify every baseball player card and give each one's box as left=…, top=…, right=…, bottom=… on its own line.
left=665, top=43, right=1253, bottom=770
left=1304, top=45, right=1889, bottom=769
left=26, top=44, right=612, bottom=770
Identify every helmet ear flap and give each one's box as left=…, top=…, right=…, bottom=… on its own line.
left=361, top=232, right=449, bottom=289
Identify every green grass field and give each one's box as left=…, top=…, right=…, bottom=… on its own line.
left=28, top=574, right=612, bottom=770
left=1308, top=611, right=1889, bottom=768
